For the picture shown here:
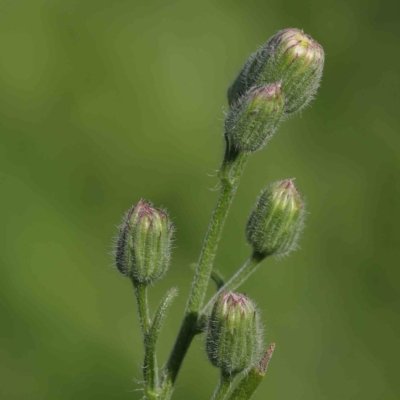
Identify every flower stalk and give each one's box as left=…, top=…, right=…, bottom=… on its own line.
left=132, top=281, right=158, bottom=398
left=160, top=147, right=250, bottom=398
left=227, top=344, right=276, bottom=400
left=211, top=374, right=235, bottom=400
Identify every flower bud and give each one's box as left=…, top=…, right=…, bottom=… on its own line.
left=225, top=83, right=284, bottom=153
left=206, top=292, right=263, bottom=377
left=115, top=200, right=173, bottom=283
left=242, top=28, right=324, bottom=114
left=246, top=179, right=304, bottom=257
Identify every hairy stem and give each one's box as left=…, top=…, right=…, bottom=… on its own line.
left=133, top=281, right=151, bottom=337
left=188, top=181, right=240, bottom=311
left=189, top=146, right=249, bottom=314
left=159, top=312, right=196, bottom=400
left=160, top=144, right=249, bottom=398
left=227, top=344, right=276, bottom=400
left=133, top=281, right=158, bottom=398
left=212, top=374, right=234, bottom=400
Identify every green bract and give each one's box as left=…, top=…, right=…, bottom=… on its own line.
left=206, top=292, right=263, bottom=377
left=116, top=200, right=173, bottom=283
left=225, top=83, right=284, bottom=153
left=246, top=179, right=304, bottom=257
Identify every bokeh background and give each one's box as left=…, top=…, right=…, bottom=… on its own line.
left=1, top=0, right=399, bottom=399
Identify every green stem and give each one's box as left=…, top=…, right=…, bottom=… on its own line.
left=211, top=374, right=234, bottom=400
left=132, top=281, right=158, bottom=399
left=160, top=145, right=249, bottom=399
left=227, top=344, right=276, bottom=400
left=188, top=182, right=239, bottom=311
left=188, top=147, right=249, bottom=314
left=201, top=251, right=266, bottom=319
left=159, top=312, right=196, bottom=399
left=133, top=281, right=151, bottom=337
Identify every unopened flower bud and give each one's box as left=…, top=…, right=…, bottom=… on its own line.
left=115, top=200, right=173, bottom=283
left=246, top=179, right=304, bottom=257
left=234, top=28, right=324, bottom=114
left=225, top=83, right=284, bottom=153
left=206, top=292, right=263, bottom=377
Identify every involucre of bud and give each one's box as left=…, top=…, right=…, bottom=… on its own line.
left=232, top=28, right=324, bottom=115
left=206, top=292, right=263, bottom=376
left=225, top=83, right=284, bottom=153
left=246, top=179, right=304, bottom=257
left=116, top=200, right=174, bottom=283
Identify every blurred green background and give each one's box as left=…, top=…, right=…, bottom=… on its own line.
left=1, top=0, right=399, bottom=399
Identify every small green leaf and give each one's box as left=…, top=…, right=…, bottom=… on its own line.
left=149, top=287, right=178, bottom=342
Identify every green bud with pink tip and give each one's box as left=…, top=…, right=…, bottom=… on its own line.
left=246, top=179, right=305, bottom=258
left=206, top=292, right=263, bottom=377
left=247, top=28, right=324, bottom=114
left=116, top=200, right=174, bottom=283
left=229, top=28, right=324, bottom=115
left=225, top=82, right=284, bottom=153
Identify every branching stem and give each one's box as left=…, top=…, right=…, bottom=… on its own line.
left=160, top=145, right=249, bottom=398
left=201, top=251, right=266, bottom=318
